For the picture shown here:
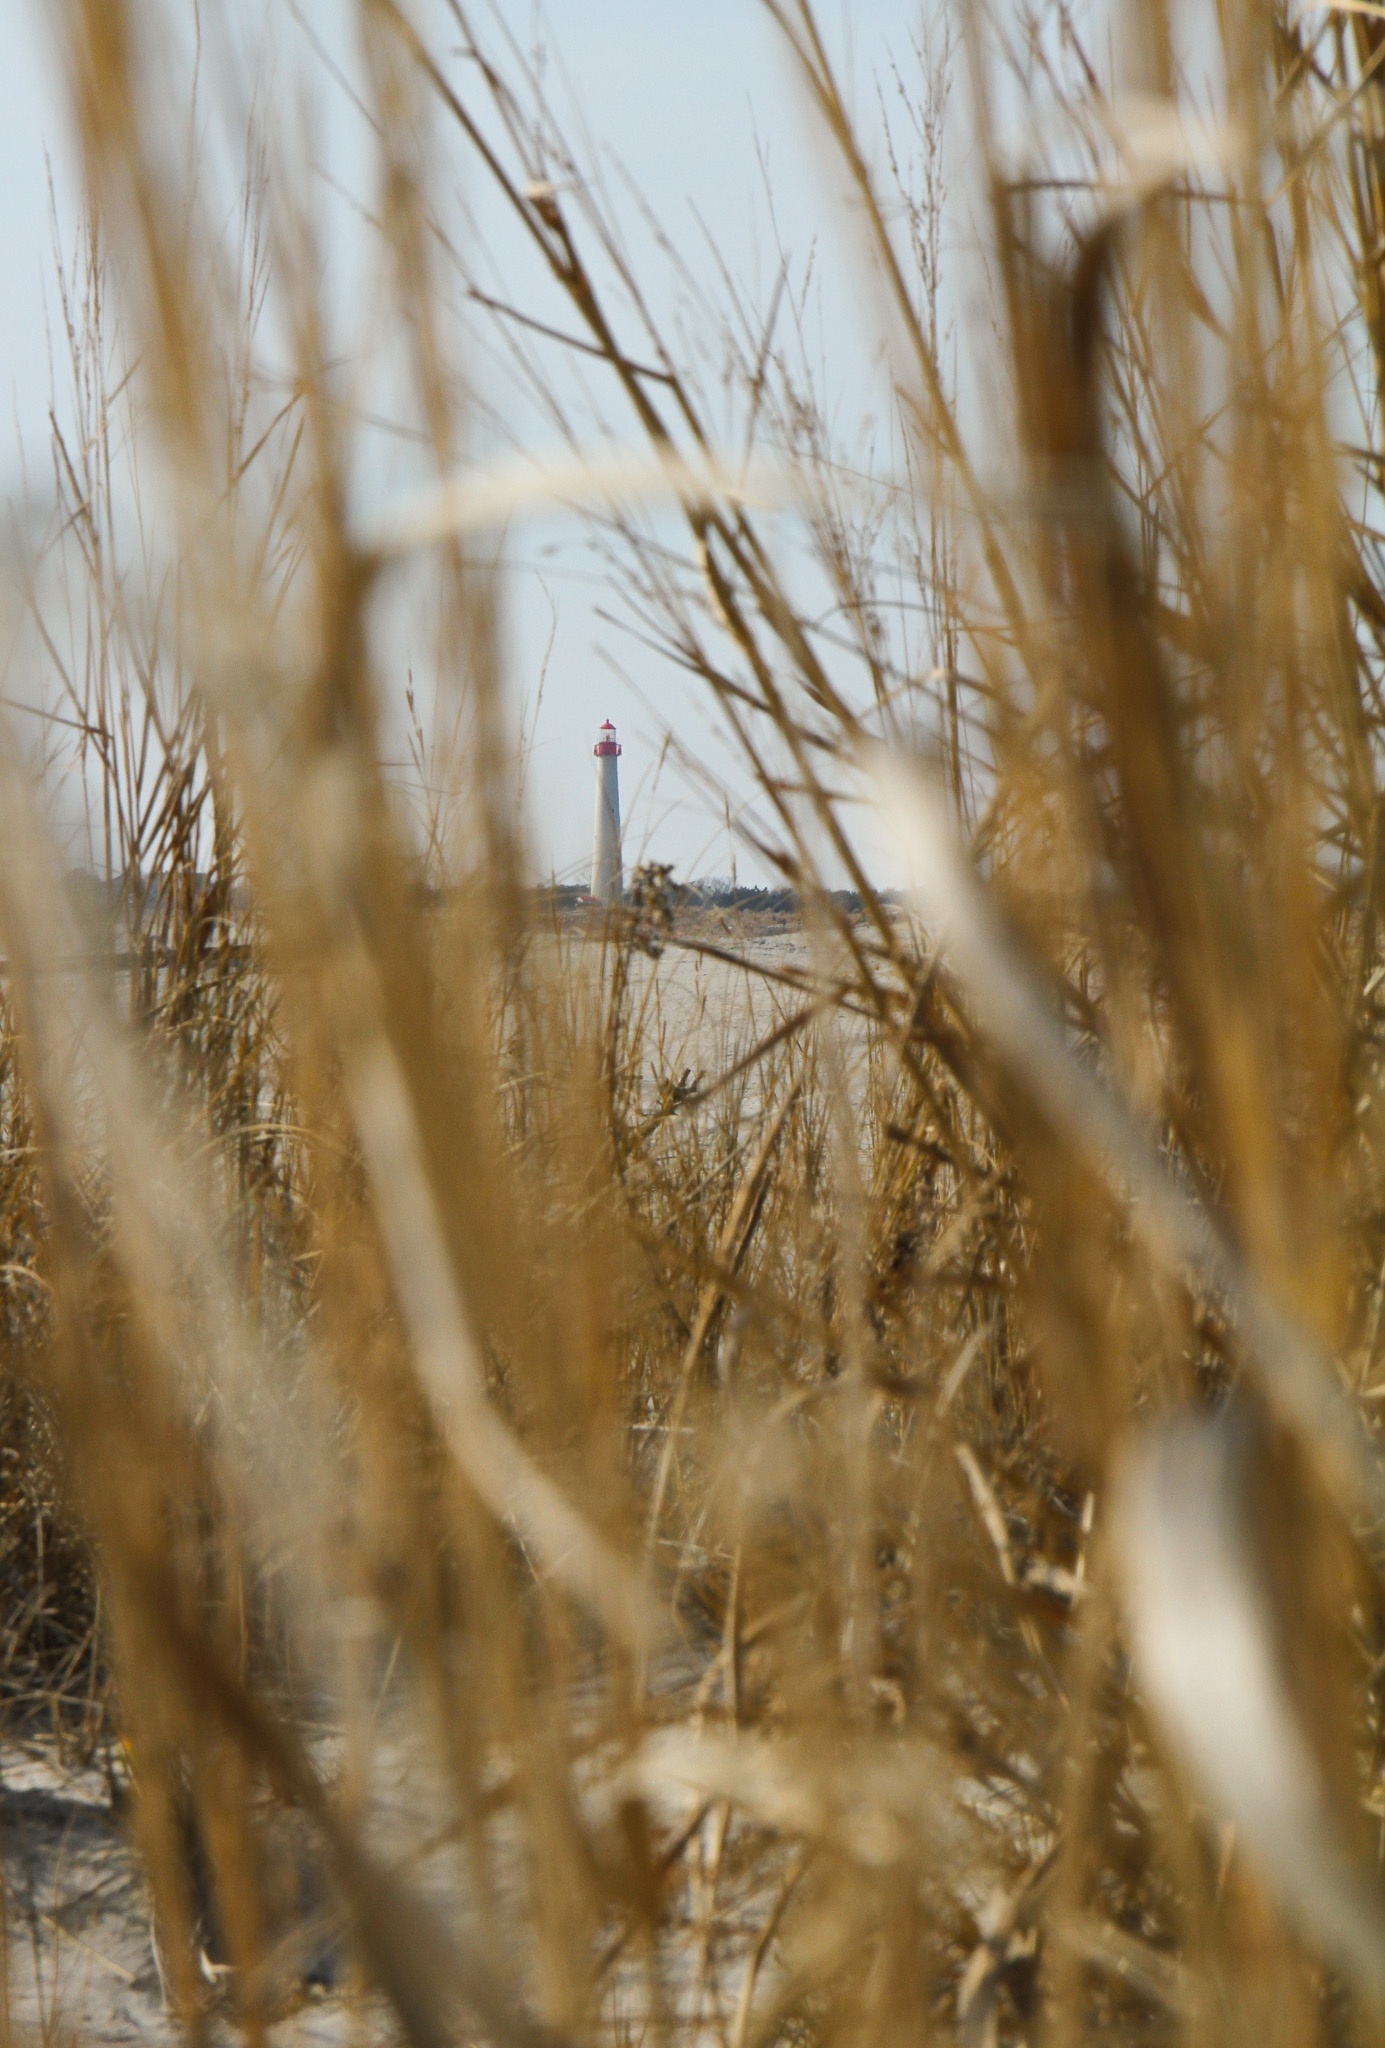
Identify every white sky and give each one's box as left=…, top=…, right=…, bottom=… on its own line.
left=0, top=2, right=949, bottom=886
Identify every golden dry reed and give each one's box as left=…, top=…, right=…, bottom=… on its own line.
left=2, top=1, right=1385, bottom=2045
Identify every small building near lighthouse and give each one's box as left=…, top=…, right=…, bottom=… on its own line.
left=591, top=719, right=623, bottom=904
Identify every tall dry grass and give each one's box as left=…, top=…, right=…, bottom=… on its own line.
left=1, top=0, right=1385, bottom=2044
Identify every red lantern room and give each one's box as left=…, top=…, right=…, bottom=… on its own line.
left=594, top=719, right=622, bottom=758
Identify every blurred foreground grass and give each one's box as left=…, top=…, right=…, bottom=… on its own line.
left=6, top=2, right=1385, bottom=2044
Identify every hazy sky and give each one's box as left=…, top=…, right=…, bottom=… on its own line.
left=0, top=2, right=940, bottom=885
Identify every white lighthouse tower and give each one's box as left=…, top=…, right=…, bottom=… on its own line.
left=591, top=719, right=623, bottom=904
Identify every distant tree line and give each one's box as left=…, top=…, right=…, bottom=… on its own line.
left=531, top=877, right=900, bottom=915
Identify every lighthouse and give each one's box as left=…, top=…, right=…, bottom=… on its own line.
left=591, top=719, right=623, bottom=904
